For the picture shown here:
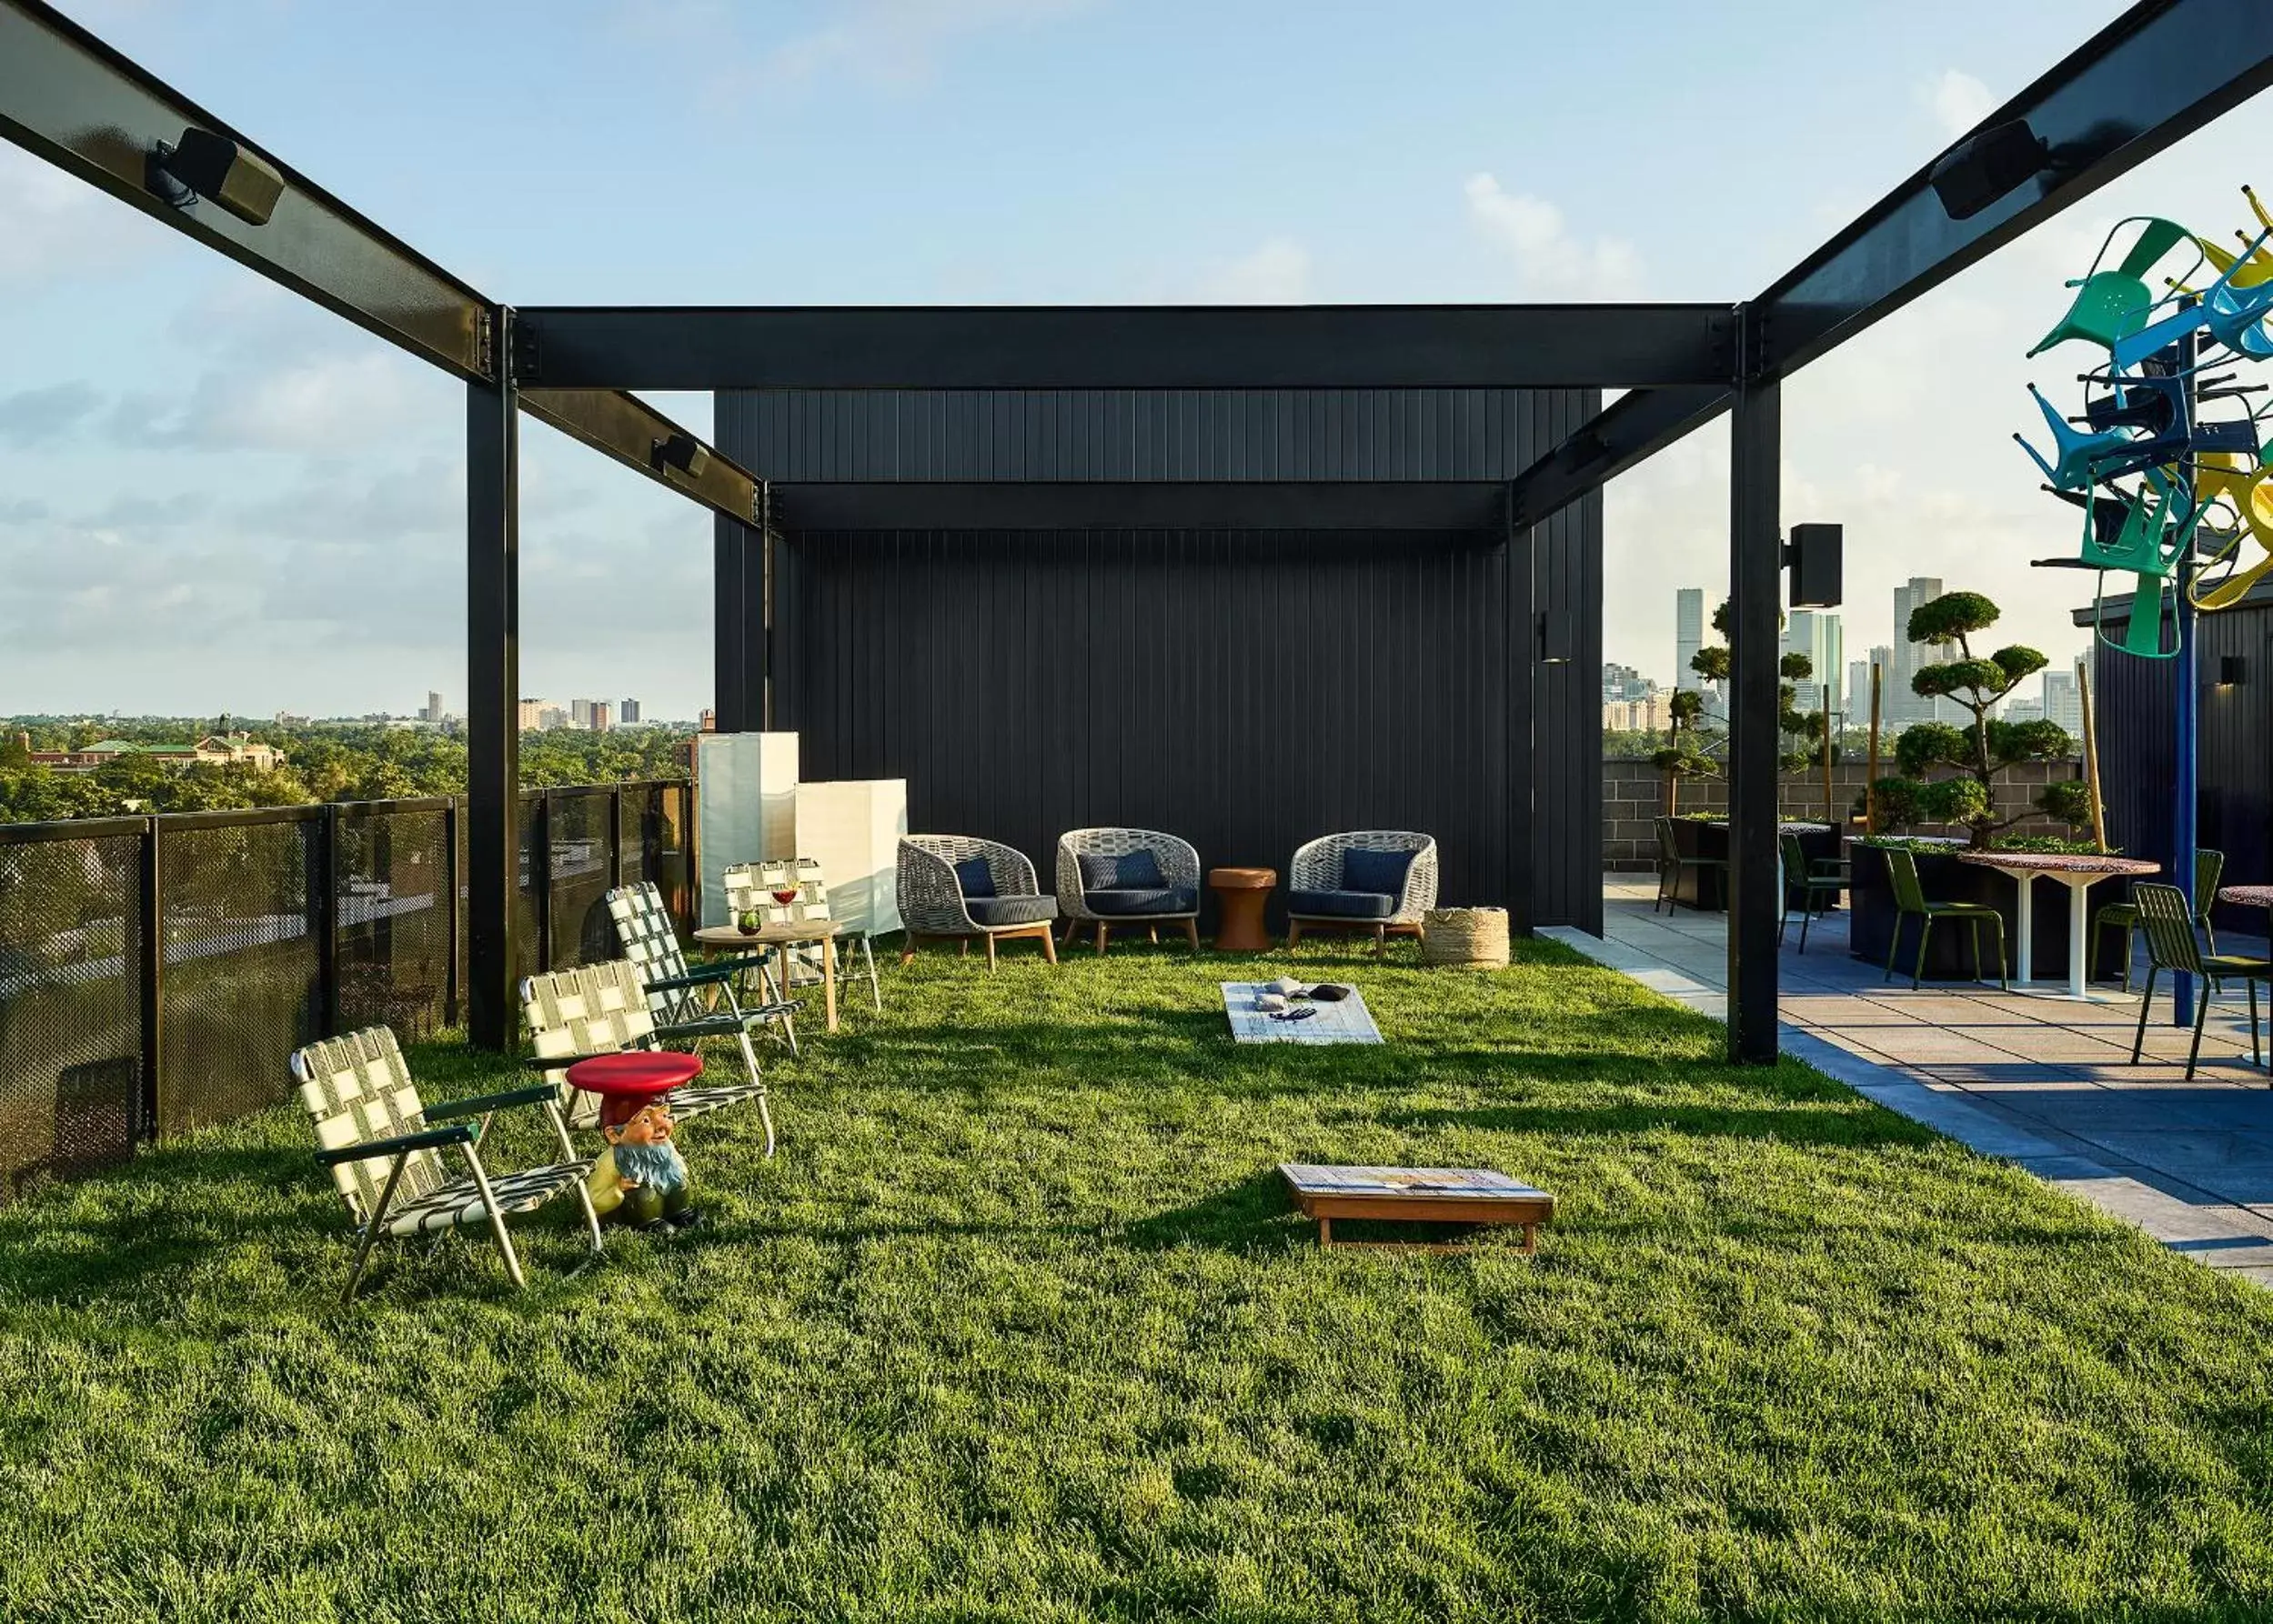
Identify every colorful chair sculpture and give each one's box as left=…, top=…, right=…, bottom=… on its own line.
left=2028, top=216, right=2196, bottom=357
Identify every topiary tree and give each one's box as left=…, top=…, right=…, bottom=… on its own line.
left=1687, top=601, right=1827, bottom=790
left=1651, top=687, right=1718, bottom=815
left=1873, top=590, right=2084, bottom=847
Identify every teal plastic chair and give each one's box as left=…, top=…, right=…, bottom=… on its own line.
left=1881, top=847, right=2008, bottom=990
left=2096, top=848, right=2223, bottom=991
left=1778, top=831, right=1847, bottom=953
left=2127, top=882, right=2272, bottom=1080
left=2029, top=217, right=2195, bottom=357
left=2015, top=384, right=2139, bottom=492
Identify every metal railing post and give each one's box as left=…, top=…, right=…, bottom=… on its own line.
left=137, top=815, right=162, bottom=1142
left=536, top=789, right=554, bottom=972
left=444, top=798, right=461, bottom=1027
left=316, top=802, right=340, bottom=1036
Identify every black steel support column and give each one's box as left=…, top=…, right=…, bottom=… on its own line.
left=1726, top=349, right=1782, bottom=1064
left=713, top=515, right=766, bottom=732
left=1505, top=503, right=1535, bottom=934
left=466, top=307, right=520, bottom=1050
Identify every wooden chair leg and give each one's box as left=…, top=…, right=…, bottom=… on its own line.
left=959, top=937, right=969, bottom=957
left=900, top=935, right=920, bottom=967
left=1373, top=924, right=1386, bottom=958
left=1094, top=921, right=1108, bottom=956
left=1147, top=926, right=1159, bottom=945
left=984, top=932, right=997, bottom=970
left=1185, top=917, right=1201, bottom=951
left=1040, top=925, right=1059, bottom=966
left=1288, top=918, right=1302, bottom=950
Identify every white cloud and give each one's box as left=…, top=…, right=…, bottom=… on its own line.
left=0, top=146, right=146, bottom=288
left=110, top=349, right=446, bottom=455
left=1463, top=174, right=1642, bottom=298
left=1194, top=238, right=1312, bottom=304
left=1922, top=68, right=1996, bottom=140
left=717, top=0, right=1091, bottom=96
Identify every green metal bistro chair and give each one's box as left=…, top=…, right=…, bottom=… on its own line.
left=2127, top=882, right=2273, bottom=1081
left=1654, top=817, right=1725, bottom=914
left=1778, top=830, right=1848, bottom=953
left=1882, top=847, right=2008, bottom=990
left=2096, top=848, right=2224, bottom=991
left=292, top=1026, right=602, bottom=1303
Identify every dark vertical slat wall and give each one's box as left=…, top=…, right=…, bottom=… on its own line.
left=2092, top=596, right=2273, bottom=903
left=717, top=386, right=1604, bottom=928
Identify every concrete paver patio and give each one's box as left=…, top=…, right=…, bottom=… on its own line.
left=1546, top=878, right=2273, bottom=1286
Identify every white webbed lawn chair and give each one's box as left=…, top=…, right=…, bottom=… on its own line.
left=521, top=958, right=776, bottom=1157
left=724, top=857, right=884, bottom=1015
left=607, top=878, right=801, bottom=1056
left=292, top=1026, right=601, bottom=1303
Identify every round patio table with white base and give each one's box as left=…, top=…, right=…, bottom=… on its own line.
left=1955, top=851, right=2158, bottom=999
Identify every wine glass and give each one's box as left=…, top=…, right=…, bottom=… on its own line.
left=771, top=886, right=800, bottom=908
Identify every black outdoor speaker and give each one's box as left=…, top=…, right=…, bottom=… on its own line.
left=158, top=128, right=284, bottom=226
left=651, top=432, right=709, bottom=479
left=1929, top=118, right=2049, bottom=221
left=1785, top=523, right=1843, bottom=608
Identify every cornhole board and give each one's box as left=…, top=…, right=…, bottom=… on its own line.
left=1221, top=983, right=1382, bottom=1044
left=1278, top=1163, right=1554, bottom=1253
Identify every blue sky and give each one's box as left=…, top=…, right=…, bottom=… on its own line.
left=5, top=0, right=2258, bottom=718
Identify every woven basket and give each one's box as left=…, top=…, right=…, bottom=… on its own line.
left=1420, top=906, right=1510, bottom=969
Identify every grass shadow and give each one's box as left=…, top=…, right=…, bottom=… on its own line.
left=1119, top=1168, right=1311, bottom=1255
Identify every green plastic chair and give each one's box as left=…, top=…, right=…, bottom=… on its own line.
left=1654, top=816, right=1725, bottom=914
left=1881, top=847, right=2008, bottom=990
left=2028, top=216, right=2194, bottom=356
left=2096, top=848, right=2223, bottom=991
left=1778, top=830, right=1848, bottom=953
left=2126, top=882, right=2272, bottom=1080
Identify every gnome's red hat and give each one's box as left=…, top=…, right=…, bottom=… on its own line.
left=598, top=1093, right=649, bottom=1132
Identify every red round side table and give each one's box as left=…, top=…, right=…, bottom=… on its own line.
left=564, top=1050, right=701, bottom=1110
left=1210, top=867, right=1277, bottom=952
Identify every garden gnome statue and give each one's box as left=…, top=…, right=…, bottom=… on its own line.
left=591, top=1094, right=700, bottom=1230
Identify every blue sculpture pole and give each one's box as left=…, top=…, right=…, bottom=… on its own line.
left=2171, top=322, right=2199, bottom=1028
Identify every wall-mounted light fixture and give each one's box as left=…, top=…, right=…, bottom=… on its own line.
left=1537, top=610, right=1573, bottom=665
left=650, top=432, right=709, bottom=479
left=147, top=128, right=283, bottom=226
left=2218, top=654, right=2248, bottom=687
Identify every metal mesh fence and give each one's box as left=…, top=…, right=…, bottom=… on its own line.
left=516, top=793, right=544, bottom=980
left=158, top=815, right=323, bottom=1138
left=337, top=805, right=453, bottom=1041
left=548, top=790, right=618, bottom=969
left=621, top=782, right=695, bottom=937
left=0, top=829, right=144, bottom=1204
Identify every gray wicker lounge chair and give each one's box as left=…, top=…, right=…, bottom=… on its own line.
left=724, top=857, right=883, bottom=1013
left=1285, top=830, right=1439, bottom=957
left=898, top=836, right=1060, bottom=967
left=1055, top=827, right=1202, bottom=954
left=293, top=1025, right=602, bottom=1302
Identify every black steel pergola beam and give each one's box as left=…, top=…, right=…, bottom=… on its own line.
left=1505, top=386, right=1730, bottom=528
left=772, top=481, right=1510, bottom=533
left=521, top=389, right=761, bottom=524
left=512, top=305, right=1737, bottom=391
left=1756, top=0, right=2273, bottom=376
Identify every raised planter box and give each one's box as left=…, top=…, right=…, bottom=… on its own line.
left=1846, top=843, right=2071, bottom=981
left=1663, top=818, right=1842, bottom=913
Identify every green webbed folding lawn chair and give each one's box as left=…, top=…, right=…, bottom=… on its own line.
left=724, top=857, right=883, bottom=1015
left=608, top=878, right=802, bottom=1057
left=521, top=957, right=776, bottom=1156
left=293, top=1026, right=602, bottom=1302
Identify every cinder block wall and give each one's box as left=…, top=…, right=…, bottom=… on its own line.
left=1602, top=757, right=2088, bottom=871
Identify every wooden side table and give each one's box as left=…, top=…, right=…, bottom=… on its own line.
left=695, top=920, right=847, bottom=1032
left=1209, top=867, right=1276, bottom=952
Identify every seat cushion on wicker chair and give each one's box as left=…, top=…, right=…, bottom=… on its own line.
left=954, top=857, right=998, bottom=897
left=1085, top=886, right=1198, bottom=917
left=1080, top=848, right=1166, bottom=892
left=967, top=895, right=1059, bottom=927
left=1289, top=888, right=1397, bottom=919
left=1340, top=847, right=1415, bottom=896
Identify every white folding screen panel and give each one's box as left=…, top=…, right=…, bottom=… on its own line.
left=695, top=732, right=799, bottom=927
left=793, top=778, right=907, bottom=937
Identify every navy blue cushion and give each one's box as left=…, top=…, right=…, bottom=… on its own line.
left=1086, top=886, right=1198, bottom=917
left=967, top=894, right=1057, bottom=927
left=1288, top=887, right=1396, bottom=920
left=953, top=857, right=997, bottom=898
left=1340, top=847, right=1415, bottom=897
left=1079, top=848, right=1166, bottom=891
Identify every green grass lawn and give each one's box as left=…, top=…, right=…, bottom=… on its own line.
left=5, top=938, right=2273, bottom=1622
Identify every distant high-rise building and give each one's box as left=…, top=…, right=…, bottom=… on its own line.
left=1846, top=659, right=1871, bottom=717
left=1782, top=610, right=1843, bottom=715
left=571, top=699, right=593, bottom=728
left=621, top=697, right=641, bottom=725
left=517, top=697, right=546, bottom=732
left=1602, top=662, right=1655, bottom=704
left=539, top=705, right=569, bottom=730
left=589, top=701, right=613, bottom=732
left=1866, top=646, right=1895, bottom=720
left=423, top=690, right=443, bottom=724
left=1675, top=588, right=1705, bottom=692
left=2043, top=667, right=2084, bottom=737
left=1889, top=578, right=1966, bottom=727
